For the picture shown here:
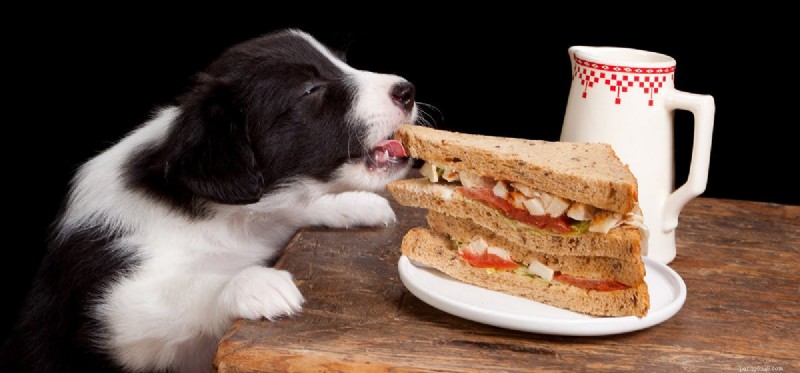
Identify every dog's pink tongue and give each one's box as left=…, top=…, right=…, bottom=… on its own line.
left=373, top=139, right=407, bottom=158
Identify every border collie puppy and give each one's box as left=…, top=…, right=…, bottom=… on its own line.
left=1, top=29, right=416, bottom=372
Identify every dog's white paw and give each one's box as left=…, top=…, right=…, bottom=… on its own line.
left=306, top=191, right=397, bottom=228
left=222, top=266, right=304, bottom=321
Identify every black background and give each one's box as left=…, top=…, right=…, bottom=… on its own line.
left=3, top=12, right=795, bottom=344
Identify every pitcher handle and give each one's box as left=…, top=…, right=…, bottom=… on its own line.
left=662, top=90, right=715, bottom=233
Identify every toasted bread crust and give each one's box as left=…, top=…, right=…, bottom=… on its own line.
left=425, top=211, right=646, bottom=285
left=401, top=227, right=650, bottom=317
left=395, top=125, right=638, bottom=213
left=388, top=179, right=643, bottom=260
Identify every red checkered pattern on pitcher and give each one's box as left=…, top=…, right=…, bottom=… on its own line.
left=575, top=67, right=601, bottom=98
left=573, top=56, right=674, bottom=106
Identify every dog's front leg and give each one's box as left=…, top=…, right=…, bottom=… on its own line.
left=219, top=266, right=305, bottom=321
left=104, top=267, right=304, bottom=373
left=301, top=191, right=397, bottom=228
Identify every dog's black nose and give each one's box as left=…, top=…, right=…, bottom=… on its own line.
left=390, top=81, right=416, bottom=112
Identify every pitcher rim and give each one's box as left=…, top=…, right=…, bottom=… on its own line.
left=570, top=46, right=675, bottom=68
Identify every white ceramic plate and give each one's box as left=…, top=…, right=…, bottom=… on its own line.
left=398, top=255, right=686, bottom=336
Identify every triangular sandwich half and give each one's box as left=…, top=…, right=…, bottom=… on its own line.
left=388, top=125, right=650, bottom=317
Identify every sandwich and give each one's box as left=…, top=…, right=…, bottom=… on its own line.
left=388, top=125, right=650, bottom=317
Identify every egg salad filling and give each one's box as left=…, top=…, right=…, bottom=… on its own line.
left=452, top=236, right=630, bottom=291
left=420, top=162, right=647, bottom=238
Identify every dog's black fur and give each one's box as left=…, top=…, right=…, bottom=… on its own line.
left=128, top=32, right=362, bottom=216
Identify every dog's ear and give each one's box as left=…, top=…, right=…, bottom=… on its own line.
left=165, top=76, right=264, bottom=205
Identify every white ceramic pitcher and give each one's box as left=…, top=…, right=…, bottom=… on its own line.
left=561, top=46, right=715, bottom=264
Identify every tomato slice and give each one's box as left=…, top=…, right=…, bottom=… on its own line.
left=459, top=250, right=519, bottom=270
left=457, top=187, right=572, bottom=234
left=553, top=273, right=630, bottom=291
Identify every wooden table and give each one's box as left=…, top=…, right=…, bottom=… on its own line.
left=213, top=192, right=799, bottom=372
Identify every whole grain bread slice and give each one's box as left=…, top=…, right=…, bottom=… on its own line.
left=401, top=227, right=650, bottom=317
left=425, top=211, right=646, bottom=286
left=388, top=179, right=643, bottom=260
left=395, top=125, right=638, bottom=213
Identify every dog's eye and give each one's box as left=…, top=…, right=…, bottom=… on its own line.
left=303, top=85, right=323, bottom=96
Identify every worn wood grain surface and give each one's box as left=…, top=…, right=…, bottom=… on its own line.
left=213, top=193, right=799, bottom=372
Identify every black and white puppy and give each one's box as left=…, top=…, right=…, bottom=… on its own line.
left=1, top=29, right=416, bottom=372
